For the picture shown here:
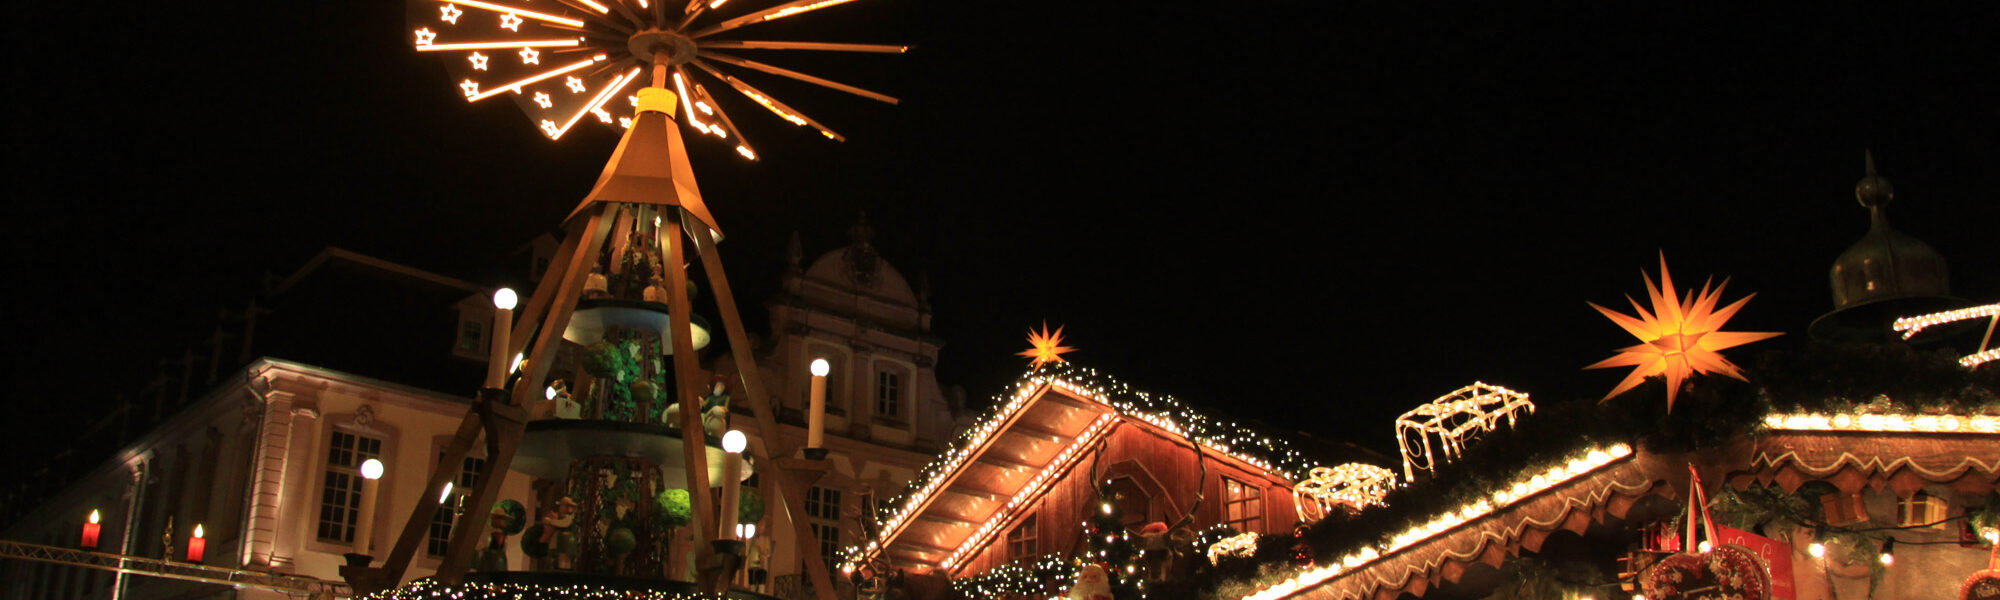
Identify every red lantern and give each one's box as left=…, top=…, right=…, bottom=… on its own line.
left=186, top=524, right=206, bottom=563
left=81, top=509, right=101, bottom=549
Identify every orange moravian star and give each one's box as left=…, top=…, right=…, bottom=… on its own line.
left=1018, top=322, right=1075, bottom=368
left=1585, top=253, right=1781, bottom=412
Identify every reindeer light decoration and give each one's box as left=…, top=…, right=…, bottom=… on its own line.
left=1396, top=382, right=1534, bottom=481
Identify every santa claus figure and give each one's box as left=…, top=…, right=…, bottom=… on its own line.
left=1069, top=563, right=1113, bottom=600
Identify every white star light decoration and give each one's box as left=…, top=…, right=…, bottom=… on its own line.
left=407, top=0, right=905, bottom=150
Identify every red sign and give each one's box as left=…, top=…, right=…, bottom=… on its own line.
left=1714, top=525, right=1795, bottom=600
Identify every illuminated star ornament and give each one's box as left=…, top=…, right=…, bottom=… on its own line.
left=1018, top=323, right=1074, bottom=368
left=405, top=0, right=907, bottom=149
left=1586, top=254, right=1781, bottom=411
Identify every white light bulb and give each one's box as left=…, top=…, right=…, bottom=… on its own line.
left=440, top=482, right=454, bottom=503
left=811, top=359, right=830, bottom=376
left=360, top=458, right=384, bottom=480
left=1808, top=542, right=1825, bottom=558
left=493, top=288, right=518, bottom=310
left=723, top=430, right=747, bottom=453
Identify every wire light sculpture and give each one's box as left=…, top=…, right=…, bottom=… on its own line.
left=408, top=0, right=904, bottom=154
left=1396, top=382, right=1534, bottom=481
left=1292, top=463, right=1397, bottom=523
left=1893, top=302, right=1999, bottom=367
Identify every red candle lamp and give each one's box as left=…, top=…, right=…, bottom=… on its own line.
left=81, top=509, right=101, bottom=549
left=186, top=524, right=206, bottom=562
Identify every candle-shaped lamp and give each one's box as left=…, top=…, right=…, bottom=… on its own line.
left=81, top=509, right=101, bottom=549
left=719, top=430, right=746, bottom=539
left=486, top=288, right=518, bottom=389
left=354, top=458, right=384, bottom=556
left=807, top=359, right=829, bottom=449
left=186, top=524, right=206, bottom=562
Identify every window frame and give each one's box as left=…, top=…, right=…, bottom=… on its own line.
left=425, top=453, right=489, bottom=556
left=875, top=370, right=901, bottom=418
left=1221, top=476, right=1263, bottom=533
left=804, top=486, right=843, bottom=568
left=317, top=429, right=384, bottom=543
left=1896, top=491, right=1948, bottom=529
left=1007, top=512, right=1038, bottom=559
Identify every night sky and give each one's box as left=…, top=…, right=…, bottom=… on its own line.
left=4, top=3, right=1996, bottom=481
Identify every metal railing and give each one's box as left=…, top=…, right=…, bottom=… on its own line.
left=0, top=539, right=350, bottom=599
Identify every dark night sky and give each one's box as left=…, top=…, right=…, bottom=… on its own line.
left=3, top=3, right=1996, bottom=480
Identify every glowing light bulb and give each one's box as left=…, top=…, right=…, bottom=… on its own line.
left=493, top=287, right=518, bottom=310
left=1808, top=542, right=1825, bottom=558
left=722, top=430, right=747, bottom=453
left=811, top=358, right=830, bottom=376
left=440, top=481, right=454, bottom=503
left=360, top=458, right=384, bottom=480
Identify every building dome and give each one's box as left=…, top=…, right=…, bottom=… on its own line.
left=1810, top=152, right=1959, bottom=342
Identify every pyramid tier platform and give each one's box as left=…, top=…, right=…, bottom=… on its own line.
left=512, top=420, right=749, bottom=487
left=564, top=298, right=714, bottom=351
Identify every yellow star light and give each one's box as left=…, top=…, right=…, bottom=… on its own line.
left=469, top=52, right=489, bottom=70
left=1585, top=254, right=1781, bottom=412
left=532, top=91, right=553, bottom=109
left=414, top=28, right=437, bottom=46
left=518, top=47, right=540, bottom=65
left=499, top=13, right=524, bottom=31
left=459, top=79, right=481, bottom=97
left=1017, top=322, right=1074, bottom=368
left=439, top=5, right=462, bottom=24
left=565, top=76, right=587, bottom=93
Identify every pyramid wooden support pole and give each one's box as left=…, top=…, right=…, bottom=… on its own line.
left=441, top=206, right=615, bottom=583
left=662, top=211, right=722, bottom=582
left=504, top=213, right=589, bottom=362
left=351, top=207, right=614, bottom=593
left=686, top=221, right=840, bottom=600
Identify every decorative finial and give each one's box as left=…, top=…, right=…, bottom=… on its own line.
left=917, top=270, right=932, bottom=311
left=847, top=211, right=876, bottom=248
left=786, top=231, right=803, bottom=268
left=1855, top=150, right=1894, bottom=208
left=842, top=211, right=880, bottom=286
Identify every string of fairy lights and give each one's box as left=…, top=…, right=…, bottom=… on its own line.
left=364, top=579, right=722, bottom=600
left=1240, top=443, right=1634, bottom=600
left=851, top=363, right=1319, bottom=569
left=948, top=555, right=1075, bottom=599
left=1762, top=410, right=2000, bottom=433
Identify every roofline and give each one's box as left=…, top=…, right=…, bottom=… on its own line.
left=270, top=246, right=485, bottom=296
left=1, top=358, right=474, bottom=537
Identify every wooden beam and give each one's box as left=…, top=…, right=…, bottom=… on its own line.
left=891, top=539, right=956, bottom=554
left=977, top=454, right=1042, bottom=472
left=917, top=514, right=977, bottom=528
left=1040, top=392, right=1095, bottom=409
left=1006, top=422, right=1072, bottom=442
left=942, top=486, right=1004, bottom=502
